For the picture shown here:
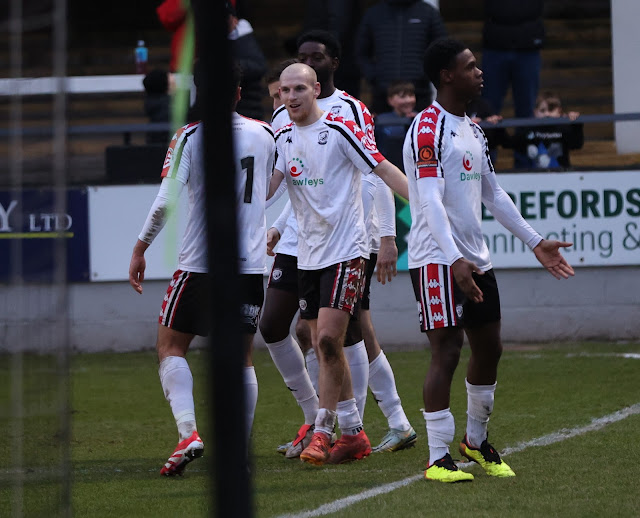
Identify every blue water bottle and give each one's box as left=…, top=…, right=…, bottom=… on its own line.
left=135, top=40, right=148, bottom=74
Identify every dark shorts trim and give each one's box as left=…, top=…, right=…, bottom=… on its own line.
left=360, top=253, right=377, bottom=311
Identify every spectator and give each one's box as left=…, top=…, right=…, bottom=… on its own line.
left=288, top=0, right=363, bottom=97
left=481, top=0, right=545, bottom=119
left=504, top=91, right=584, bottom=170
left=142, top=68, right=174, bottom=144
left=356, top=0, right=447, bottom=115
left=374, top=80, right=417, bottom=170
left=227, top=1, right=268, bottom=120
left=156, top=0, right=191, bottom=73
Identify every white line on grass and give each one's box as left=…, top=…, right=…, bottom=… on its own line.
left=277, top=403, right=640, bottom=518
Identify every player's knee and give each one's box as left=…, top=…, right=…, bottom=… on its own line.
left=317, top=333, right=341, bottom=363
left=258, top=315, right=288, bottom=344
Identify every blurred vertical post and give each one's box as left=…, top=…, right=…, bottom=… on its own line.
left=190, top=0, right=252, bottom=517
left=52, top=0, right=72, bottom=514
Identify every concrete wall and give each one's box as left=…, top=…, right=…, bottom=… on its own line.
left=2, top=267, right=638, bottom=353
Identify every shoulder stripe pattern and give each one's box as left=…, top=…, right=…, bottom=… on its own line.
left=271, top=104, right=286, bottom=124
left=414, top=104, right=442, bottom=180
left=161, top=122, right=200, bottom=179
left=471, top=121, right=495, bottom=173
left=274, top=123, right=293, bottom=143
left=339, top=91, right=375, bottom=139
left=240, top=113, right=275, bottom=138
left=324, top=113, right=384, bottom=170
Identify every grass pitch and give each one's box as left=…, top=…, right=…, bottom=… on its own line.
left=1, top=342, right=639, bottom=517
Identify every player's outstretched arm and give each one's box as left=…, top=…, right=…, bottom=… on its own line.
left=129, top=239, right=150, bottom=294
left=266, top=228, right=280, bottom=257
left=377, top=236, right=398, bottom=284
left=373, top=160, right=409, bottom=201
left=533, top=239, right=575, bottom=280
left=267, top=169, right=285, bottom=200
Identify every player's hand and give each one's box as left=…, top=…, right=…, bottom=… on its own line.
left=376, top=236, right=398, bottom=284
left=129, top=253, right=146, bottom=294
left=533, top=239, right=575, bottom=279
left=266, top=227, right=281, bottom=257
left=451, top=257, right=484, bottom=304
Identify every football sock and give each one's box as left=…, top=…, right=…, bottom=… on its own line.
left=343, top=340, right=369, bottom=420
left=159, top=356, right=196, bottom=441
left=266, top=336, right=318, bottom=424
left=314, top=408, right=337, bottom=437
left=465, top=378, right=496, bottom=448
left=305, top=348, right=320, bottom=395
left=423, top=408, right=454, bottom=466
left=368, top=351, right=411, bottom=431
left=337, top=398, right=363, bottom=436
left=244, top=366, right=258, bottom=444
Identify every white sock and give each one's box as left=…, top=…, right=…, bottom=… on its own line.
left=305, top=348, right=319, bottom=395
left=337, top=398, right=363, bottom=436
left=368, top=351, right=411, bottom=431
left=244, top=366, right=258, bottom=445
left=159, top=356, right=196, bottom=441
left=314, top=408, right=337, bottom=437
left=466, top=378, right=496, bottom=448
left=343, top=340, right=369, bottom=420
left=266, top=336, right=318, bottom=424
left=423, top=408, right=454, bottom=466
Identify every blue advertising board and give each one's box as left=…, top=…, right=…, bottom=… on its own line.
left=0, top=188, right=90, bottom=282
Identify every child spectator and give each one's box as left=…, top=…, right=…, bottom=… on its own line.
left=505, top=91, right=584, bottom=170
left=374, top=80, right=417, bottom=170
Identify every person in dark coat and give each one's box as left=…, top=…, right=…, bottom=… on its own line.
left=143, top=68, right=171, bottom=144
left=356, top=0, right=447, bottom=114
left=227, top=2, right=267, bottom=121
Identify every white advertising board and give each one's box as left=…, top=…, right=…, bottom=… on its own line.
left=88, top=184, right=287, bottom=282
left=483, top=171, right=640, bottom=267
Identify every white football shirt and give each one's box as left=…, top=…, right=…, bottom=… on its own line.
left=270, top=89, right=392, bottom=257
left=403, top=101, right=493, bottom=269
left=233, top=112, right=276, bottom=273
left=274, top=112, right=384, bottom=270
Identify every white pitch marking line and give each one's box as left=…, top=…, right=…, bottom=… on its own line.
left=277, top=403, right=640, bottom=518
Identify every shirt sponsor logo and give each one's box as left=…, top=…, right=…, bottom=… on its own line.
left=288, top=157, right=305, bottom=177
left=417, top=145, right=437, bottom=168
left=318, top=130, right=328, bottom=145
left=460, top=171, right=481, bottom=181
left=463, top=150, right=473, bottom=171
left=291, top=178, right=324, bottom=187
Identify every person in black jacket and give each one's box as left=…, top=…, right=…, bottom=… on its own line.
left=227, top=2, right=268, bottom=121
left=356, top=0, right=447, bottom=115
left=481, top=0, right=544, bottom=120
